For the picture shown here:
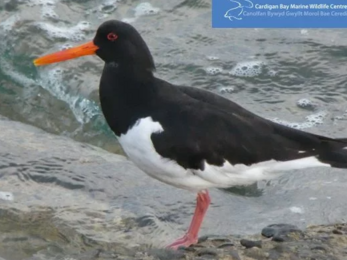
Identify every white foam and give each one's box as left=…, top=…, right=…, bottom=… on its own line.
left=229, top=60, right=265, bottom=77
left=297, top=98, right=316, bottom=109
left=290, top=206, right=304, bottom=214
left=19, top=0, right=58, bottom=18
left=206, top=55, right=219, bottom=61
left=267, top=69, right=277, bottom=77
left=121, top=17, right=137, bottom=23
left=205, top=67, right=223, bottom=75
left=122, top=2, right=160, bottom=23
left=0, top=14, right=19, bottom=33
left=0, top=191, right=14, bottom=201
left=305, top=111, right=326, bottom=124
left=218, top=86, right=235, bottom=94
left=0, top=6, right=98, bottom=126
left=19, top=0, right=55, bottom=6
left=36, top=21, right=90, bottom=41
left=37, top=67, right=101, bottom=124
left=271, top=111, right=327, bottom=130
left=60, top=43, right=74, bottom=50
left=42, top=5, right=58, bottom=19
left=333, top=110, right=347, bottom=121
left=134, top=2, right=160, bottom=16
left=99, top=0, right=119, bottom=14
left=334, top=115, right=344, bottom=121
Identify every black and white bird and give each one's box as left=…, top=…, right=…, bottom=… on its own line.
left=34, top=20, right=347, bottom=249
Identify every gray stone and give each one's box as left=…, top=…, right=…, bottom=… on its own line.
left=262, top=224, right=303, bottom=242
left=240, top=239, right=262, bottom=249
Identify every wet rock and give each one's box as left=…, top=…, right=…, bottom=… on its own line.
left=243, top=247, right=269, bottom=259
left=148, top=248, right=185, bottom=260
left=196, top=248, right=218, bottom=257
left=180, top=246, right=197, bottom=252
left=240, top=239, right=262, bottom=249
left=310, top=245, right=327, bottom=252
left=332, top=229, right=343, bottom=235
left=198, top=235, right=231, bottom=244
left=218, top=242, right=234, bottom=249
left=208, top=236, right=232, bottom=243
left=262, top=223, right=304, bottom=242
left=197, top=235, right=209, bottom=243
left=226, top=249, right=242, bottom=260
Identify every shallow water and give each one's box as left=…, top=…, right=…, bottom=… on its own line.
left=1, top=0, right=347, bottom=259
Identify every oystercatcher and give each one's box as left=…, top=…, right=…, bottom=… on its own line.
left=34, top=20, right=347, bottom=249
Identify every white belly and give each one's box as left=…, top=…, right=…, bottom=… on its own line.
left=118, top=117, right=330, bottom=191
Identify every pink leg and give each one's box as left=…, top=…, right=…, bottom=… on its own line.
left=166, top=190, right=211, bottom=250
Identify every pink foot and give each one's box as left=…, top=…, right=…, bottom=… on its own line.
left=166, top=234, right=198, bottom=250
left=166, top=190, right=211, bottom=250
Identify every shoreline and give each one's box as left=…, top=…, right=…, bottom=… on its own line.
left=133, top=223, right=347, bottom=260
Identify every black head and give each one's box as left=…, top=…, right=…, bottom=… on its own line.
left=34, top=20, right=155, bottom=75
left=93, top=20, right=155, bottom=72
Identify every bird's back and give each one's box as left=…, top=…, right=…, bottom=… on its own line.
left=148, top=80, right=347, bottom=171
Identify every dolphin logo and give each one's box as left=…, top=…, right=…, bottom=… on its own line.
left=224, top=0, right=254, bottom=21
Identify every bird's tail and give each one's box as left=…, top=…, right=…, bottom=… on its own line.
left=317, top=138, right=347, bottom=168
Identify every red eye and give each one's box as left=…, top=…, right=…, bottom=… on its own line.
left=107, top=32, right=118, bottom=41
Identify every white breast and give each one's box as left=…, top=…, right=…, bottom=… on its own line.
left=118, top=117, right=330, bottom=192
left=118, top=117, right=213, bottom=191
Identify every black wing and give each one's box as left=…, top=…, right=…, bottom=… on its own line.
left=151, top=84, right=347, bottom=170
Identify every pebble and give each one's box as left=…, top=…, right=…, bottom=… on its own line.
left=240, top=239, right=262, bottom=249
left=198, top=235, right=231, bottom=243
left=311, top=245, right=327, bottom=252
left=218, top=242, right=235, bottom=249
left=332, top=229, right=343, bottom=235
left=196, top=248, right=218, bottom=257
left=226, top=249, right=242, bottom=260
left=149, top=248, right=184, bottom=259
left=261, top=223, right=303, bottom=242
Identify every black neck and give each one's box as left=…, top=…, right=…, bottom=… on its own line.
left=99, top=62, right=156, bottom=136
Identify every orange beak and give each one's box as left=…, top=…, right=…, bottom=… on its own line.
left=33, top=41, right=99, bottom=66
